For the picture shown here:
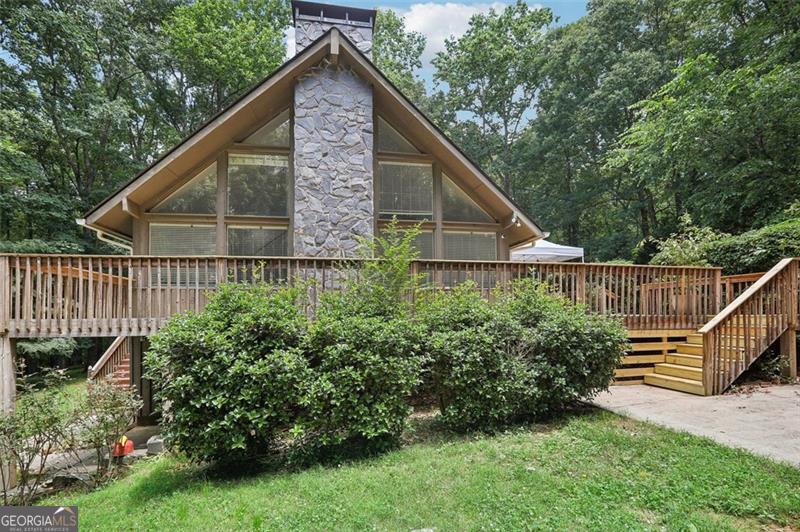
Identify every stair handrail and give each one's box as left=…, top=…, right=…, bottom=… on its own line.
left=700, top=258, right=798, bottom=394
left=89, top=335, right=127, bottom=380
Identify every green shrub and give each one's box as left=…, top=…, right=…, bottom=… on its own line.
left=300, top=314, right=424, bottom=448
left=502, top=280, right=627, bottom=414
left=145, top=283, right=310, bottom=462
left=705, top=218, right=800, bottom=274
left=419, top=281, right=626, bottom=432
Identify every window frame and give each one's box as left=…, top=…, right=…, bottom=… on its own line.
left=374, top=114, right=504, bottom=260
left=143, top=109, right=294, bottom=256
left=226, top=223, right=290, bottom=257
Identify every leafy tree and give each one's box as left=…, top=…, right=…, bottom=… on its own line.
left=165, top=0, right=290, bottom=131
left=373, top=9, right=426, bottom=104
left=432, top=1, right=553, bottom=194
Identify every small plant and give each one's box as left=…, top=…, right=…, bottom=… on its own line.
left=0, top=369, right=72, bottom=505
left=76, top=380, right=142, bottom=477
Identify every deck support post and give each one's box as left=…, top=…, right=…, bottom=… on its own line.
left=0, top=336, right=17, bottom=490
left=779, top=328, right=797, bottom=380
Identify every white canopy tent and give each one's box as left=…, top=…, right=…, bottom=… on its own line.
left=511, top=239, right=584, bottom=263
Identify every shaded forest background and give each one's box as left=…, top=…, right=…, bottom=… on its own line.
left=2, top=0, right=799, bottom=263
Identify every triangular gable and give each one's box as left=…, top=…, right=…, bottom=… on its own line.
left=83, top=27, right=544, bottom=247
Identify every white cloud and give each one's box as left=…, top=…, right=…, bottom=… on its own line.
left=395, top=2, right=509, bottom=63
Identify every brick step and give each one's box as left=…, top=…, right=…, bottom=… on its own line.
left=654, top=362, right=703, bottom=381
left=644, top=373, right=705, bottom=395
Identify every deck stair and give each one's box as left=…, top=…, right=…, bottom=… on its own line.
left=643, top=258, right=799, bottom=395
left=88, top=336, right=132, bottom=388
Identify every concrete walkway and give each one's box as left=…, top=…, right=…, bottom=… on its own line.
left=593, top=384, right=800, bottom=467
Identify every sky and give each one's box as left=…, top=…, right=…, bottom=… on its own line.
left=287, top=0, right=588, bottom=80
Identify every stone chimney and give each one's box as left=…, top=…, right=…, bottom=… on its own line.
left=291, top=1, right=376, bottom=257
left=292, top=0, right=375, bottom=58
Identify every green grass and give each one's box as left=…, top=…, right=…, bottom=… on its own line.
left=21, top=367, right=87, bottom=409
left=48, top=409, right=800, bottom=531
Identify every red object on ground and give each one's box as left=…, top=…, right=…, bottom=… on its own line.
left=113, top=436, right=134, bottom=457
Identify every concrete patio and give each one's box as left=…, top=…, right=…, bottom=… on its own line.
left=593, top=384, right=800, bottom=467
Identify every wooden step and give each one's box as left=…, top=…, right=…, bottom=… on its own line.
left=676, top=343, right=703, bottom=355
left=687, top=333, right=703, bottom=345
left=644, top=373, right=705, bottom=395
left=654, top=363, right=703, bottom=381
left=666, top=353, right=703, bottom=367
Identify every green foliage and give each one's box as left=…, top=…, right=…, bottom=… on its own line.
left=0, top=370, right=73, bottom=505
left=16, top=338, right=78, bottom=368
left=418, top=280, right=626, bottom=432
left=76, top=380, right=143, bottom=477
left=433, top=1, right=553, bottom=193
left=145, top=283, right=310, bottom=462
left=165, top=0, right=289, bottom=124
left=646, top=214, right=729, bottom=266
left=373, top=9, right=426, bottom=104
left=321, top=220, right=423, bottom=319
left=300, top=314, right=424, bottom=448
left=705, top=219, right=800, bottom=274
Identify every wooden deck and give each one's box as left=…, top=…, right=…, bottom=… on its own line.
left=0, top=254, right=723, bottom=338
left=2, top=254, right=796, bottom=397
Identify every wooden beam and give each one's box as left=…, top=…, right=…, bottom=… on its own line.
left=329, top=29, right=340, bottom=64
left=122, top=196, right=143, bottom=219
left=780, top=327, right=797, bottom=379
left=1, top=335, right=16, bottom=489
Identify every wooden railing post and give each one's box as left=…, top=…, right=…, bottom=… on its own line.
left=713, top=268, right=723, bottom=315
left=0, top=256, right=18, bottom=488
left=781, top=259, right=798, bottom=379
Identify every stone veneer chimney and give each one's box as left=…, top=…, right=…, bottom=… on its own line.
left=291, top=0, right=376, bottom=257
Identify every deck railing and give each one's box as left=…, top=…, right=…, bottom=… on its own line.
left=700, top=258, right=799, bottom=395
left=0, top=254, right=722, bottom=338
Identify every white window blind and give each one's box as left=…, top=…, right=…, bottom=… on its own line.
left=378, top=161, right=433, bottom=220
left=227, top=154, right=289, bottom=216
left=443, top=231, right=497, bottom=261
left=151, top=164, right=217, bottom=214
left=149, top=224, right=216, bottom=256
left=227, top=226, right=288, bottom=256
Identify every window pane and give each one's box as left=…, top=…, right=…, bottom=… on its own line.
left=442, top=175, right=493, bottom=223
left=378, top=162, right=432, bottom=220
left=377, top=117, right=419, bottom=154
left=149, top=224, right=216, bottom=256
left=227, top=226, right=288, bottom=256
left=378, top=229, right=433, bottom=259
left=151, top=164, right=216, bottom=214
left=244, top=109, right=290, bottom=147
left=443, top=231, right=497, bottom=260
left=227, top=154, right=288, bottom=216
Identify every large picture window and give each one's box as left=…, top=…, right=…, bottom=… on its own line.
left=151, top=164, right=217, bottom=214
left=378, top=228, right=433, bottom=259
left=378, top=161, right=433, bottom=220
left=443, top=231, right=497, bottom=261
left=227, top=154, right=289, bottom=216
left=227, top=226, right=288, bottom=256
left=149, top=224, right=216, bottom=256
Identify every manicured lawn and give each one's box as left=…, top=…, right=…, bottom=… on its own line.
left=48, top=408, right=799, bottom=531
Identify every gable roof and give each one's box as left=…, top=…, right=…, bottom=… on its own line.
left=83, top=27, right=545, bottom=248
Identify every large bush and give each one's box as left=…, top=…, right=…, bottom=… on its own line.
left=297, top=221, right=426, bottom=448
left=502, top=280, right=627, bottom=415
left=705, top=219, right=800, bottom=274
left=419, top=280, right=626, bottom=432
left=145, top=283, right=310, bottom=462
left=300, top=313, right=424, bottom=448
